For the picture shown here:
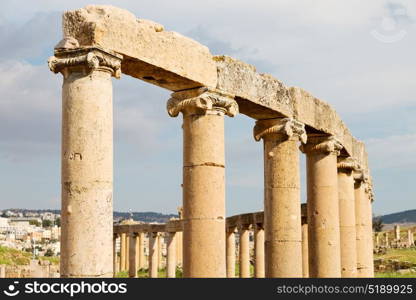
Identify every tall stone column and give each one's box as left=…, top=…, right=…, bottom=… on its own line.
left=49, top=44, right=122, bottom=277
left=113, top=234, right=118, bottom=277
left=337, top=157, right=358, bottom=278
left=167, top=88, right=238, bottom=278
left=408, top=230, right=414, bottom=247
left=149, top=232, right=159, bottom=278
left=176, top=207, right=183, bottom=267
left=394, top=225, right=401, bottom=241
left=129, top=233, right=138, bottom=278
left=254, top=224, right=265, bottom=278
left=166, top=232, right=177, bottom=278
left=120, top=233, right=127, bottom=272
left=254, top=118, right=306, bottom=277
left=301, top=135, right=343, bottom=278
left=226, top=227, right=236, bottom=278
left=239, top=224, right=250, bottom=278
left=138, top=232, right=145, bottom=269
left=354, top=169, right=374, bottom=277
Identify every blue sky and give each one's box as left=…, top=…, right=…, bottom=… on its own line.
left=0, top=0, right=414, bottom=216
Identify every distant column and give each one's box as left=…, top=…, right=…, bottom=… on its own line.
left=125, top=234, right=129, bottom=271
left=149, top=232, right=159, bottom=278
left=129, top=233, right=138, bottom=278
left=384, top=232, right=389, bottom=248
left=120, top=233, right=127, bottom=272
left=337, top=157, right=358, bottom=278
left=239, top=224, right=250, bottom=278
left=166, top=232, right=177, bottom=278
left=138, top=232, right=145, bottom=269
left=301, top=135, right=343, bottom=278
left=254, top=224, right=265, bottom=278
left=226, top=227, right=236, bottom=278
left=113, top=234, right=118, bottom=277
left=167, top=88, right=238, bottom=278
left=301, top=215, right=309, bottom=278
left=49, top=44, right=122, bottom=277
left=254, top=118, right=305, bottom=277
left=394, top=225, right=401, bottom=241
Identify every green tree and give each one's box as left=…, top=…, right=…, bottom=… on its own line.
left=55, top=217, right=61, bottom=227
left=42, top=219, right=52, bottom=228
left=373, top=217, right=384, bottom=232
left=29, top=220, right=41, bottom=227
left=44, top=249, right=54, bottom=257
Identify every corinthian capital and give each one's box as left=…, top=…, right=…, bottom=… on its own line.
left=253, top=118, right=307, bottom=143
left=300, top=135, right=343, bottom=155
left=166, top=87, right=238, bottom=117
left=48, top=45, right=122, bottom=79
left=353, top=168, right=369, bottom=183
left=337, top=157, right=359, bottom=172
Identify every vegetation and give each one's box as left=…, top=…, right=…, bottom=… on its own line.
left=116, top=267, right=183, bottom=278
left=0, top=246, right=59, bottom=266
left=372, top=217, right=384, bottom=232
left=375, top=248, right=416, bottom=265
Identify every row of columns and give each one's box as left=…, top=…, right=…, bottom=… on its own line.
left=113, top=231, right=180, bottom=278
left=374, top=229, right=415, bottom=248
left=50, top=44, right=373, bottom=278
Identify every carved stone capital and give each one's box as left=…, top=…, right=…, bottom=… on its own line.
left=353, top=168, right=369, bottom=184
left=253, top=118, right=307, bottom=143
left=300, top=135, right=343, bottom=156
left=48, top=45, right=122, bottom=79
left=337, top=157, right=359, bottom=173
left=166, top=87, right=238, bottom=117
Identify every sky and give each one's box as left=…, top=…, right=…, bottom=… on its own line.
left=0, top=0, right=415, bottom=216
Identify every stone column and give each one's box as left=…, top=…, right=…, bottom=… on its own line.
left=254, top=224, right=265, bottom=278
left=49, top=44, right=122, bottom=277
left=375, top=233, right=380, bottom=247
left=167, top=88, right=238, bottom=278
left=120, top=233, right=127, bottom=272
left=226, top=227, right=236, bottom=278
left=354, top=170, right=374, bottom=277
left=408, top=230, right=414, bottom=247
left=166, top=232, right=177, bottom=278
left=149, top=232, right=159, bottom=278
left=113, top=234, right=118, bottom=277
left=394, top=225, right=401, bottom=241
left=176, top=207, right=183, bottom=267
left=138, top=232, right=145, bottom=269
left=254, top=118, right=306, bottom=277
left=125, top=234, right=130, bottom=271
left=239, top=224, right=250, bottom=278
left=301, top=135, right=343, bottom=278
left=384, top=232, right=389, bottom=248
left=129, top=233, right=138, bottom=278
left=301, top=203, right=309, bottom=278
left=337, top=157, right=358, bottom=278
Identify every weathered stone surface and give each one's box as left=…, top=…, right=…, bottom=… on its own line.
left=63, top=5, right=217, bottom=90
left=215, top=55, right=292, bottom=119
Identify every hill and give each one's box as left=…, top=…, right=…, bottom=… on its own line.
left=380, top=209, right=416, bottom=224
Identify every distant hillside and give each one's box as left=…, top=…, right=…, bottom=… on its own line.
left=1, top=209, right=177, bottom=224
left=380, top=209, right=416, bottom=224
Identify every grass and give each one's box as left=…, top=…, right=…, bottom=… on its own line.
left=375, top=248, right=416, bottom=265
left=116, top=267, right=183, bottom=278
left=0, top=246, right=60, bottom=266
left=376, top=272, right=416, bottom=278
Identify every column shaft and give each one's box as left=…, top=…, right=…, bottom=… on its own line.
left=355, top=179, right=374, bottom=277
left=301, top=222, right=309, bottom=278
left=149, top=232, right=159, bottom=278
left=138, top=232, right=145, bottom=269
left=338, top=158, right=358, bottom=277
left=303, top=135, right=342, bottom=277
left=166, top=232, right=177, bottom=278
left=113, top=234, right=118, bottom=277
left=226, top=229, right=236, bottom=278
left=239, top=225, right=250, bottom=278
left=254, top=225, right=265, bottom=278
left=120, top=233, right=127, bottom=272
left=129, top=233, right=138, bottom=278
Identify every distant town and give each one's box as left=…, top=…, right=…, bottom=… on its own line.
left=0, top=209, right=178, bottom=259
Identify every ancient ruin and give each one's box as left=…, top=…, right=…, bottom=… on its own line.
left=48, top=5, right=375, bottom=278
